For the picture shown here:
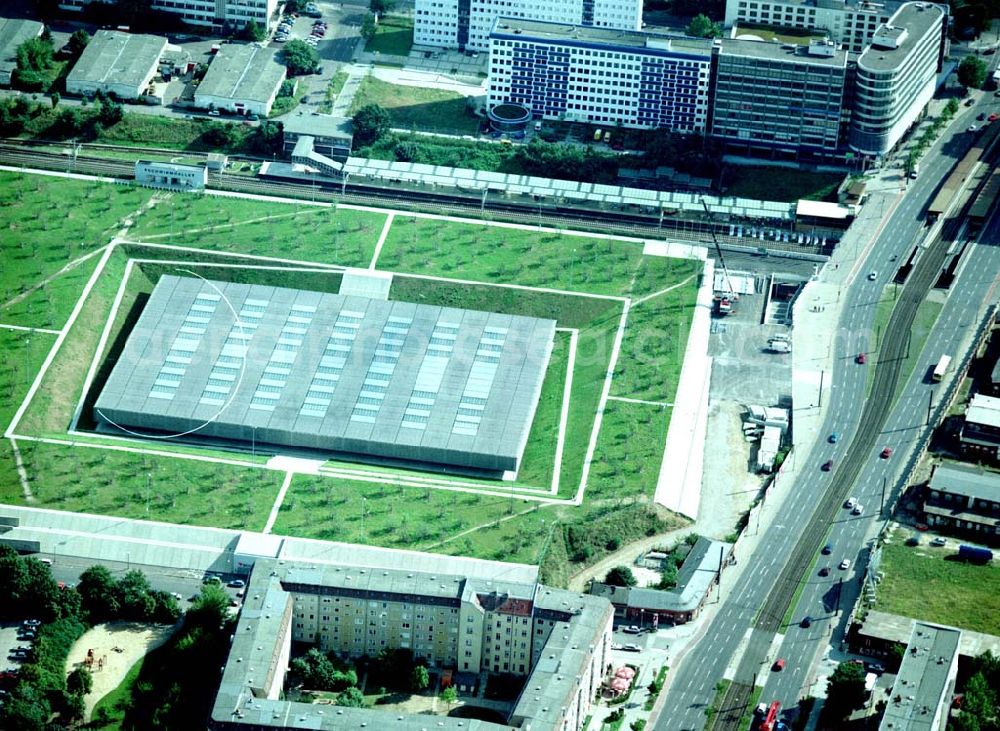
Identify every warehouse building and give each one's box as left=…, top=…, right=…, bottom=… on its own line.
left=848, top=2, right=947, bottom=157
left=210, top=557, right=613, bottom=731
left=194, top=44, right=286, bottom=116
left=58, top=0, right=278, bottom=31
left=487, top=20, right=712, bottom=131
left=93, top=275, right=555, bottom=474
left=0, top=17, right=44, bottom=87
left=66, top=30, right=167, bottom=100
left=709, top=37, right=848, bottom=156
left=416, top=0, right=642, bottom=52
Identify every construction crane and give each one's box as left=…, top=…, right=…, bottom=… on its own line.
left=700, top=197, right=738, bottom=316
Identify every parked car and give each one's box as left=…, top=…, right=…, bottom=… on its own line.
left=868, top=270, right=878, bottom=281
left=931, top=536, right=947, bottom=547
left=968, top=124, right=979, bottom=132
left=881, top=446, right=893, bottom=459
left=622, top=643, right=642, bottom=652
left=977, top=112, right=987, bottom=121
left=621, top=625, right=641, bottom=634
left=22, top=619, right=40, bottom=627
left=228, top=579, right=246, bottom=588
left=990, top=114, right=999, bottom=122
left=203, top=575, right=222, bottom=585
left=207, top=110, right=220, bottom=116
left=965, top=97, right=976, bottom=106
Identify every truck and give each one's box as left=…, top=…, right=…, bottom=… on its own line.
left=767, top=335, right=791, bottom=353
left=958, top=545, right=994, bottom=564
left=759, top=700, right=781, bottom=731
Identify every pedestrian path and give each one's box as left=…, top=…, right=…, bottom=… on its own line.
left=330, top=65, right=368, bottom=118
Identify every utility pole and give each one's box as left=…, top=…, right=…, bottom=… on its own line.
left=926, top=388, right=934, bottom=426
left=818, top=370, right=825, bottom=408
left=881, top=476, right=887, bottom=515
left=361, top=497, right=366, bottom=542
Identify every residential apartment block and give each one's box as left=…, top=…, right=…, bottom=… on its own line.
left=487, top=20, right=712, bottom=130
left=415, top=0, right=642, bottom=52
left=709, top=37, right=849, bottom=154
left=58, top=0, right=278, bottom=30
left=848, top=1, right=946, bottom=156
left=211, top=557, right=614, bottom=731
left=922, top=462, right=1000, bottom=543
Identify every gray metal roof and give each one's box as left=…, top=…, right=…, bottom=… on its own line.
left=965, top=394, right=1000, bottom=429
left=66, top=30, right=166, bottom=89
left=627, top=537, right=729, bottom=612
left=491, top=17, right=713, bottom=57
left=718, top=37, right=848, bottom=67
left=857, top=610, right=1000, bottom=660
left=197, top=43, right=286, bottom=104
left=0, top=17, right=43, bottom=82
left=878, top=622, right=960, bottom=731
left=927, top=462, right=1000, bottom=502
left=858, top=2, right=945, bottom=73
left=93, top=275, right=555, bottom=472
left=283, top=113, right=354, bottom=141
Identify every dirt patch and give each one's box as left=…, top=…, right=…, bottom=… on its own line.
left=66, top=621, right=177, bottom=721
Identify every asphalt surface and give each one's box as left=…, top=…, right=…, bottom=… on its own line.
left=655, top=99, right=1000, bottom=731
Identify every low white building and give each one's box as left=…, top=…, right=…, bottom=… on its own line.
left=487, top=19, right=712, bottom=131
left=135, top=160, right=208, bottom=191
left=66, top=30, right=167, bottom=100
left=58, top=0, right=278, bottom=31
left=416, top=0, right=642, bottom=52
left=0, top=18, right=44, bottom=87
left=194, top=44, right=286, bottom=116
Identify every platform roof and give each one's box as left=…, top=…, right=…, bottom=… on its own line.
left=94, top=275, right=555, bottom=473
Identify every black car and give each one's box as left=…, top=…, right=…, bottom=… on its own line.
left=821, top=543, right=833, bottom=555
left=819, top=566, right=831, bottom=577
left=800, top=616, right=813, bottom=628
left=978, top=113, right=987, bottom=121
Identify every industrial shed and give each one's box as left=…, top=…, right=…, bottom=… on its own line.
left=66, top=30, right=167, bottom=100
left=93, top=275, right=555, bottom=473
left=0, top=18, right=44, bottom=86
left=194, top=43, right=286, bottom=116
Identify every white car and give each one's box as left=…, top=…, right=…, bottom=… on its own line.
left=845, top=497, right=857, bottom=510
left=839, top=559, right=851, bottom=570
left=868, top=271, right=877, bottom=281
left=851, top=504, right=864, bottom=516
left=968, top=124, right=979, bottom=132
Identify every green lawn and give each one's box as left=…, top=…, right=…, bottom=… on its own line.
left=366, top=15, right=414, bottom=57
left=0, top=172, right=151, bottom=329
left=587, top=400, right=670, bottom=501
left=0, top=329, right=56, bottom=428
left=127, top=195, right=385, bottom=267
left=874, top=542, right=1000, bottom=636
left=321, top=71, right=350, bottom=114
left=871, top=296, right=942, bottom=405
left=733, top=23, right=826, bottom=44
left=722, top=165, right=843, bottom=202
left=350, top=76, right=479, bottom=135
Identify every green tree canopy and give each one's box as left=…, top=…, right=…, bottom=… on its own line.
left=243, top=19, right=267, bottom=42
left=826, top=661, right=867, bottom=718
left=604, top=566, right=638, bottom=587
left=370, top=0, right=395, bottom=13
left=77, top=565, right=121, bottom=621
left=352, top=103, right=392, bottom=147
left=411, top=665, right=430, bottom=691
left=66, top=29, right=90, bottom=59
left=280, top=39, right=320, bottom=76
left=958, top=55, right=988, bottom=90
left=686, top=14, right=722, bottom=38
left=335, top=686, right=365, bottom=707
left=441, top=686, right=458, bottom=705
left=361, top=13, right=378, bottom=42
left=67, top=667, right=93, bottom=696
left=13, top=36, right=55, bottom=90
left=289, top=648, right=357, bottom=691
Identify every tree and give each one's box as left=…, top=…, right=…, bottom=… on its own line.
left=49, top=92, right=59, bottom=108
left=440, top=686, right=458, bottom=706
left=280, top=39, right=320, bottom=76
left=335, top=686, right=365, bottom=707
left=187, top=584, right=230, bottom=629
left=944, top=97, right=960, bottom=116
left=361, top=13, right=378, bottom=42
left=411, top=665, right=430, bottom=691
left=826, top=661, right=867, bottom=718
left=604, top=566, right=637, bottom=587
left=352, top=103, right=391, bottom=147
left=655, top=562, right=679, bottom=590
left=78, top=566, right=120, bottom=622
left=66, top=667, right=93, bottom=696
left=631, top=720, right=647, bottom=731
left=63, top=691, right=86, bottom=721
left=248, top=120, right=284, bottom=156
left=243, top=20, right=267, bottom=42
left=13, top=37, right=54, bottom=90
left=370, top=0, right=395, bottom=14
left=958, top=55, right=988, bottom=90
left=686, top=14, right=723, bottom=38
left=66, top=29, right=90, bottom=60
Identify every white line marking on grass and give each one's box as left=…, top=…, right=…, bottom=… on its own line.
left=1, top=244, right=111, bottom=313
left=72, top=258, right=135, bottom=431
left=607, top=396, right=672, bottom=408
left=551, top=328, right=578, bottom=494
left=8, top=437, right=35, bottom=502
left=0, top=323, right=61, bottom=335
left=203, top=188, right=331, bottom=207
left=131, top=258, right=345, bottom=275
left=370, top=212, right=395, bottom=269
left=632, top=273, right=698, bottom=306
left=4, top=243, right=118, bottom=439
left=574, top=299, right=631, bottom=505
left=0, top=165, right=120, bottom=184
left=263, top=471, right=294, bottom=534
left=393, top=269, right=627, bottom=301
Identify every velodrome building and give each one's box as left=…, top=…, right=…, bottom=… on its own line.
left=93, top=274, right=554, bottom=475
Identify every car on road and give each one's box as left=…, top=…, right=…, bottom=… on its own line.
left=228, top=579, right=246, bottom=588
left=990, top=114, right=999, bottom=123
left=622, top=643, right=642, bottom=652
left=207, top=110, right=220, bottom=116
left=845, top=497, right=857, bottom=510
left=968, top=124, right=979, bottom=132
left=965, top=98, right=976, bottom=106
left=857, top=352, right=867, bottom=364
left=829, top=432, right=840, bottom=443
left=822, top=543, right=833, bottom=555
left=772, top=658, right=786, bottom=671
left=866, top=662, right=885, bottom=673
left=881, top=447, right=893, bottom=459
left=621, top=625, right=641, bottom=634
left=839, top=559, right=851, bottom=570
left=818, top=566, right=831, bottom=577
left=822, top=459, right=834, bottom=471
left=931, top=536, right=947, bottom=547
left=977, top=112, right=987, bottom=121
left=800, top=616, right=812, bottom=628
left=868, top=270, right=878, bottom=280
left=851, top=504, right=864, bottom=516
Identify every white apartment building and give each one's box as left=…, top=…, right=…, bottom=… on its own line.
left=58, top=0, right=278, bottom=30
left=848, top=2, right=945, bottom=156
left=416, top=0, right=642, bottom=52
left=488, top=19, right=712, bottom=130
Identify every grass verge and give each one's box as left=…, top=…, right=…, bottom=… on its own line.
left=722, top=165, right=842, bottom=202
left=365, top=15, right=414, bottom=56
left=349, top=76, right=479, bottom=136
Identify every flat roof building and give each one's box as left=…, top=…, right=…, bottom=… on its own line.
left=66, top=30, right=167, bottom=100
left=848, top=2, right=946, bottom=157
left=58, top=0, right=278, bottom=30
left=487, top=20, right=712, bottom=131
left=0, top=17, right=44, bottom=86
left=282, top=113, right=353, bottom=161
left=416, top=0, right=642, bottom=52
left=959, top=393, right=1000, bottom=465
left=135, top=160, right=208, bottom=191
left=194, top=44, right=286, bottom=116
left=709, top=37, right=848, bottom=155
left=210, top=557, right=612, bottom=731
left=922, top=462, right=1000, bottom=542
left=878, top=622, right=960, bottom=731
left=93, top=275, right=555, bottom=474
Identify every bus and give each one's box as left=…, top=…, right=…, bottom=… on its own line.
left=932, top=355, right=952, bottom=383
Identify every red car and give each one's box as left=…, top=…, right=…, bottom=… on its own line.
left=989, top=114, right=999, bottom=123
left=881, top=447, right=893, bottom=459
left=773, top=658, right=786, bottom=671
left=856, top=353, right=867, bottom=364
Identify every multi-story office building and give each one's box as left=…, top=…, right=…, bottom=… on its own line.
left=211, top=557, right=614, bottom=731
left=709, top=37, right=848, bottom=155
left=415, top=0, right=642, bottom=52
left=487, top=19, right=712, bottom=130
left=58, top=0, right=278, bottom=30
left=848, top=1, right=946, bottom=156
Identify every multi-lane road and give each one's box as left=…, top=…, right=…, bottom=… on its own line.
left=656, top=98, right=1000, bottom=731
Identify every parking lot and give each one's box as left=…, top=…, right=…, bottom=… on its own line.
left=0, top=620, right=39, bottom=675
